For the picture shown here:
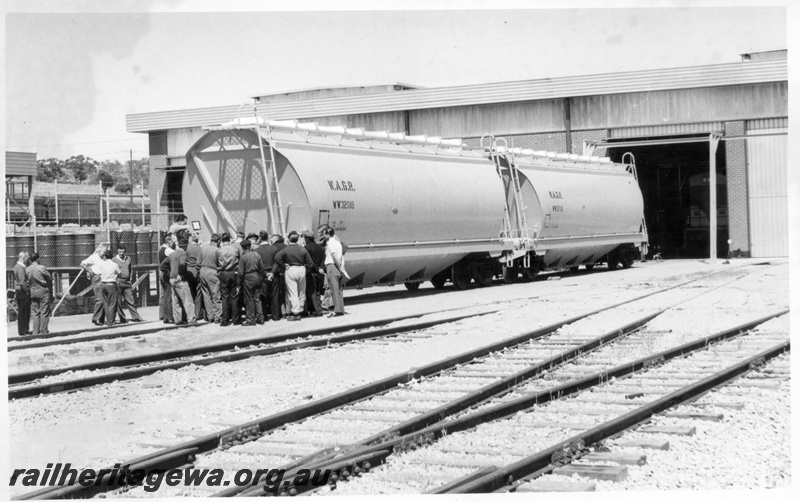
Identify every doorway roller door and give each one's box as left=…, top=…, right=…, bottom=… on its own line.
left=747, top=126, right=788, bottom=257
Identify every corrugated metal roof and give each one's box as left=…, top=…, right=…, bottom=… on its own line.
left=5, top=151, right=37, bottom=177
left=127, top=59, right=787, bottom=133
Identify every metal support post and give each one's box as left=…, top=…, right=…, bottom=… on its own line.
left=99, top=184, right=104, bottom=231
left=709, top=134, right=720, bottom=262
left=156, top=190, right=161, bottom=238
left=29, top=175, right=36, bottom=249
left=54, top=178, right=59, bottom=227
left=106, top=190, right=111, bottom=242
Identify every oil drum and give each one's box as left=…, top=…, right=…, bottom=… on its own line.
left=55, top=233, right=76, bottom=268
left=37, top=233, right=57, bottom=268
left=74, top=232, right=97, bottom=263
left=135, top=230, right=155, bottom=265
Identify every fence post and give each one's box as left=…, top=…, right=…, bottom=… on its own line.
left=157, top=190, right=161, bottom=238
left=98, top=184, right=103, bottom=233
left=106, top=190, right=111, bottom=242
left=54, top=179, right=59, bottom=227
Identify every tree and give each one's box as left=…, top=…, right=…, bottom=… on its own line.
left=65, top=155, right=99, bottom=184
left=99, top=157, right=149, bottom=190
left=131, top=157, right=150, bottom=189
left=36, top=158, right=66, bottom=182
left=114, top=182, right=133, bottom=194
left=97, top=170, right=115, bottom=192
left=100, top=159, right=125, bottom=181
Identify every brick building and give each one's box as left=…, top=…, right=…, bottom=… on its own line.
left=127, top=51, right=788, bottom=258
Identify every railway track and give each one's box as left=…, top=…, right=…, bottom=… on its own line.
left=433, top=329, right=790, bottom=494
left=507, top=352, right=791, bottom=493
left=281, top=313, right=788, bottom=497
left=225, top=310, right=789, bottom=497
left=5, top=265, right=604, bottom=352
left=7, top=307, right=506, bottom=399
left=8, top=260, right=770, bottom=356
left=7, top=264, right=756, bottom=399
left=14, top=268, right=776, bottom=499
left=5, top=281, right=461, bottom=351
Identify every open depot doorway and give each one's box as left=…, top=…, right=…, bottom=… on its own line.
left=605, top=135, right=728, bottom=259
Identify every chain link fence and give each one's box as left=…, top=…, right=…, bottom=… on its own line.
left=5, top=230, right=174, bottom=321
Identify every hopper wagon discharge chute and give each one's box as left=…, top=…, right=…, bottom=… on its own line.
left=182, top=117, right=648, bottom=290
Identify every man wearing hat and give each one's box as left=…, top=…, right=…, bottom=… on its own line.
left=247, top=233, right=260, bottom=250
left=302, top=229, right=325, bottom=317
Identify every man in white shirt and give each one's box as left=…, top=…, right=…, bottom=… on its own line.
left=96, top=250, right=121, bottom=326
left=80, top=242, right=110, bottom=326
left=168, top=214, right=191, bottom=236
left=319, top=226, right=347, bottom=317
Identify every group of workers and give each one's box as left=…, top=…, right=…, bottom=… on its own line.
left=12, top=251, right=54, bottom=336
left=79, top=242, right=146, bottom=327
left=12, top=242, right=145, bottom=336
left=10, top=214, right=348, bottom=337
left=158, top=215, right=348, bottom=326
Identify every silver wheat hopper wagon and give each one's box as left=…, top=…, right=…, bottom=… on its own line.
left=182, top=119, right=648, bottom=289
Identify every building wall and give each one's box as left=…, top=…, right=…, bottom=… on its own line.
left=570, top=129, right=609, bottom=155
left=609, top=122, right=725, bottom=138
left=5, top=151, right=37, bottom=177
left=411, top=100, right=565, bottom=139
left=310, top=111, right=408, bottom=133
left=166, top=128, right=206, bottom=167
left=462, top=131, right=569, bottom=153
left=572, top=83, right=787, bottom=130
left=745, top=119, right=788, bottom=257
left=724, top=121, right=749, bottom=256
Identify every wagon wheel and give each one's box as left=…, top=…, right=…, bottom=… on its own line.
left=521, top=261, right=539, bottom=282
left=452, top=264, right=471, bottom=291
left=404, top=281, right=421, bottom=291
left=430, top=271, right=448, bottom=290
left=607, top=258, right=619, bottom=270
left=502, top=265, right=518, bottom=284
left=477, top=268, right=494, bottom=287
left=468, top=262, right=492, bottom=288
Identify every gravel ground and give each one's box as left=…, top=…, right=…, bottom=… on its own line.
left=327, top=315, right=790, bottom=496
left=536, top=350, right=792, bottom=491
left=3, top=258, right=789, bottom=498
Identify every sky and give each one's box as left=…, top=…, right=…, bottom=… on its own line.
left=1, top=0, right=793, bottom=163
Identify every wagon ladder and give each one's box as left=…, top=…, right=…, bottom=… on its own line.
left=254, top=111, right=287, bottom=237
left=481, top=135, right=532, bottom=266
